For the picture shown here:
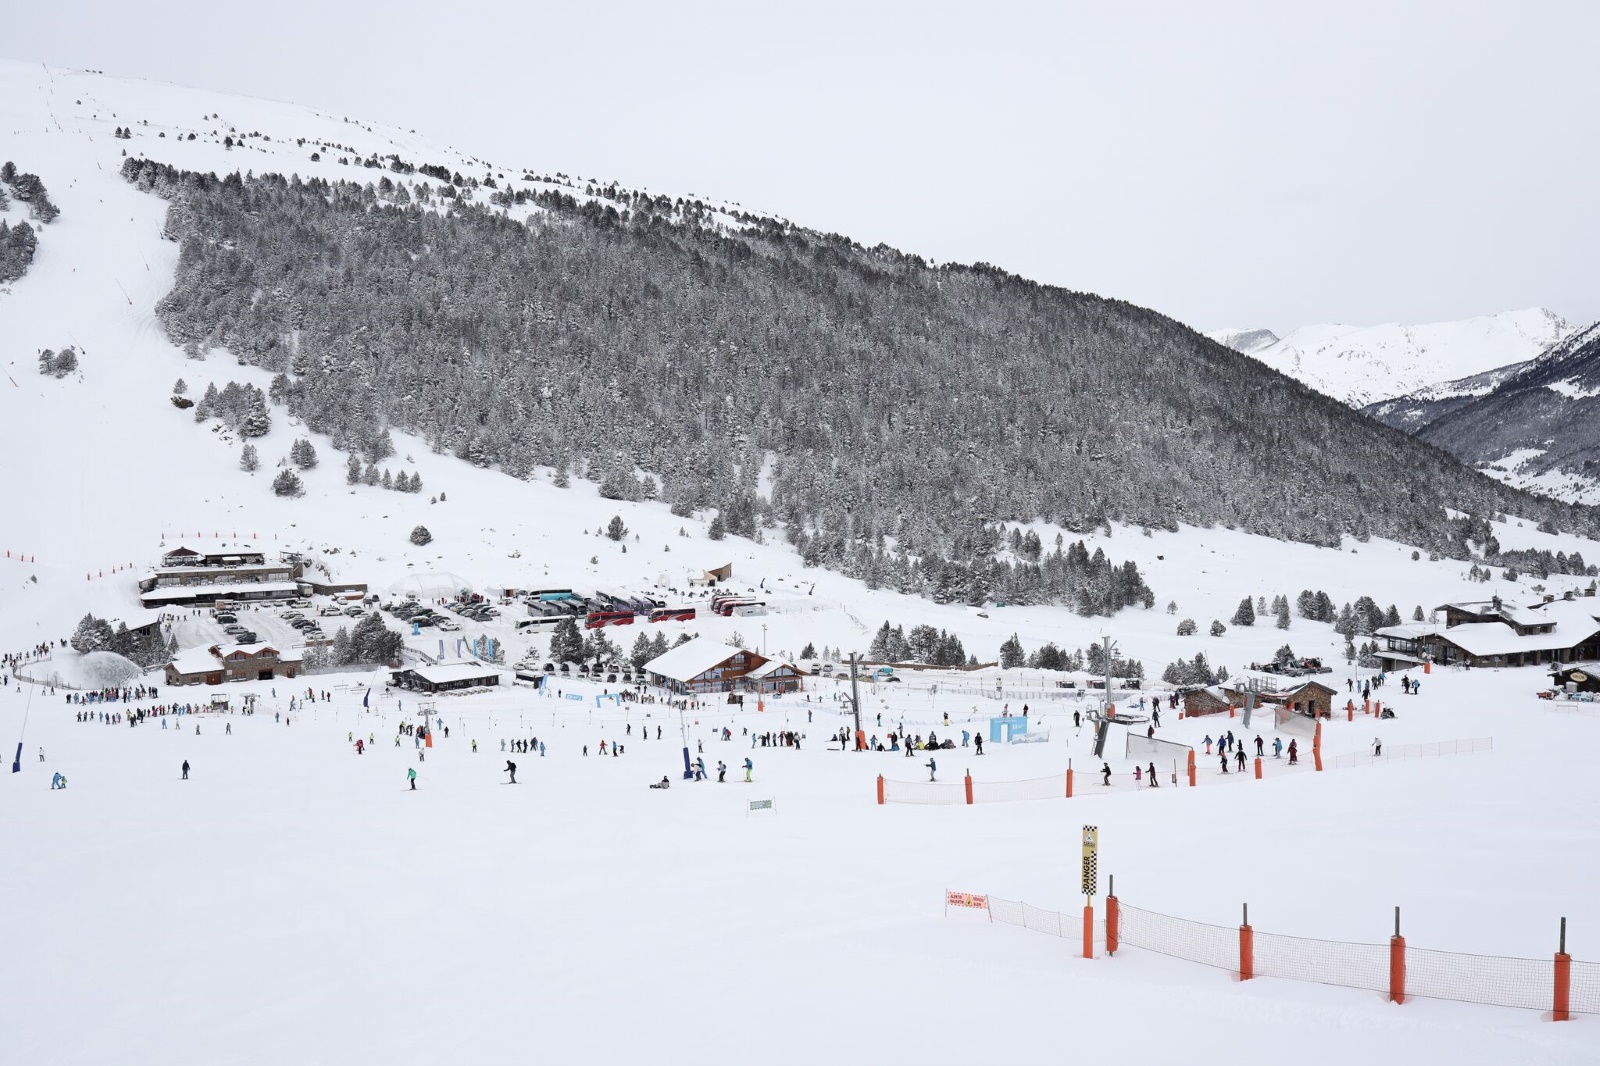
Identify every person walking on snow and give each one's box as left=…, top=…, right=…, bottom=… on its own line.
left=717, top=760, right=727, bottom=783
left=1273, top=737, right=1283, bottom=759
left=182, top=760, right=190, bottom=780
left=408, top=767, right=418, bottom=790
left=1235, top=748, right=1246, bottom=773
left=1147, top=762, right=1158, bottom=787
left=1220, top=753, right=1230, bottom=774
left=1203, top=735, right=1213, bottom=755
left=1101, top=762, right=1112, bottom=786
left=1287, top=739, right=1299, bottom=766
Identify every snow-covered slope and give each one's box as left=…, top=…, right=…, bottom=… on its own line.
left=1416, top=320, right=1600, bottom=504
left=1208, top=308, right=1572, bottom=408
left=1205, top=326, right=1279, bottom=355
left=5, top=61, right=1600, bottom=1063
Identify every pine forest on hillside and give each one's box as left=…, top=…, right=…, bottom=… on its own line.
left=120, top=159, right=1598, bottom=611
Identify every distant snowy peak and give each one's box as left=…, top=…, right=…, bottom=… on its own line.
left=1211, top=308, right=1573, bottom=408
left=1205, top=327, right=1279, bottom=355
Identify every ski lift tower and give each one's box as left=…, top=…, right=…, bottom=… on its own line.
left=419, top=699, right=437, bottom=737
left=1100, top=635, right=1117, bottom=716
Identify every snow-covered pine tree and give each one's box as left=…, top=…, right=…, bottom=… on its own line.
left=1231, top=597, right=1255, bottom=626
left=272, top=468, right=304, bottom=497
left=240, top=443, right=259, bottom=471
left=346, top=453, right=362, bottom=485
left=998, top=633, right=1024, bottom=668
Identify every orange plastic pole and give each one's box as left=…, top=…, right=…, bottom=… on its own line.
left=1106, top=895, right=1119, bottom=956
left=1390, top=911, right=1406, bottom=1005
left=1347, top=700, right=1354, bottom=721
left=1065, top=767, right=1074, bottom=798
left=876, top=774, right=884, bottom=805
left=1240, top=920, right=1254, bottom=980
left=1187, top=749, right=1197, bottom=787
left=1364, top=699, right=1371, bottom=715
left=1424, top=661, right=1431, bottom=675
left=964, top=773, right=974, bottom=805
left=1082, top=904, right=1094, bottom=960
left=1254, top=756, right=1262, bottom=780
left=1555, top=917, right=1571, bottom=1021
left=1555, top=953, right=1571, bottom=1021
left=1313, top=721, right=1324, bottom=772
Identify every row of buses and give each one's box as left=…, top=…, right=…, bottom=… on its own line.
left=514, top=587, right=744, bottom=632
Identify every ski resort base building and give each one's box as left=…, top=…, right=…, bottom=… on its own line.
left=642, top=637, right=803, bottom=695
left=1376, top=593, right=1600, bottom=671
left=165, top=643, right=304, bottom=685
left=388, top=661, right=501, bottom=693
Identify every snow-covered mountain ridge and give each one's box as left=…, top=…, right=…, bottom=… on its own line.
left=1208, top=308, right=1573, bottom=408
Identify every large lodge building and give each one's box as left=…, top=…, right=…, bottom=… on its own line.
left=642, top=637, right=804, bottom=695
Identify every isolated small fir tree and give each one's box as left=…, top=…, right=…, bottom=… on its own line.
left=998, top=633, right=1024, bottom=668
left=346, top=453, right=362, bottom=485
left=1210, top=619, right=1226, bottom=637
left=1231, top=597, right=1255, bottom=626
left=240, top=443, right=259, bottom=472
left=606, top=515, right=628, bottom=542
left=1176, top=618, right=1197, bottom=636
left=409, top=525, right=432, bottom=546
left=272, top=468, right=304, bottom=497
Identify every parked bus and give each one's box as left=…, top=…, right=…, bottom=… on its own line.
left=648, top=606, right=696, bottom=623
left=517, top=616, right=566, bottom=633
left=713, top=599, right=764, bottom=617
left=584, top=610, right=636, bottom=630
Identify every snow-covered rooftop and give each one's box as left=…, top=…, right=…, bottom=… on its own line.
left=141, top=581, right=301, bottom=603
left=408, top=660, right=499, bottom=685
left=1437, top=620, right=1600, bottom=657
left=642, top=638, right=752, bottom=683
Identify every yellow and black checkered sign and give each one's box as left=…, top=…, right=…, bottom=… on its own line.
left=1082, top=825, right=1099, bottom=897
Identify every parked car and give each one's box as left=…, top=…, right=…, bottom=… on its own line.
left=235, top=631, right=258, bottom=644
left=438, top=620, right=460, bottom=632
left=345, top=606, right=364, bottom=617
left=215, top=613, right=238, bottom=625
left=319, top=606, right=342, bottom=616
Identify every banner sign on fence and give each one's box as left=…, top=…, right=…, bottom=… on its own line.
left=748, top=799, right=775, bottom=813
left=565, top=693, right=584, bottom=701
left=945, top=890, right=989, bottom=911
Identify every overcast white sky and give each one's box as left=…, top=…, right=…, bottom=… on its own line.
left=9, top=0, right=1597, bottom=333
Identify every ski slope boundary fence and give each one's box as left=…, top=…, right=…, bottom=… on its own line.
left=1328, top=736, right=1493, bottom=768
left=975, top=892, right=1598, bottom=1020
left=877, top=737, right=1495, bottom=805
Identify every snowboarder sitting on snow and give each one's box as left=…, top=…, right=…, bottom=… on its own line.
left=650, top=776, right=671, bottom=789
